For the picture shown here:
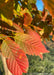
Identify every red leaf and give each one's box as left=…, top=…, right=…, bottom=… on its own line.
left=6, top=49, right=29, bottom=75
left=1, top=38, right=29, bottom=75
left=25, top=27, right=50, bottom=59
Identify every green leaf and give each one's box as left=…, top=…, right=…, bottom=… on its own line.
left=16, top=4, right=21, bottom=12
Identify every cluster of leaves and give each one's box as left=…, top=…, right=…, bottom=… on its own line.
left=0, top=0, right=54, bottom=75
left=0, top=48, right=54, bottom=75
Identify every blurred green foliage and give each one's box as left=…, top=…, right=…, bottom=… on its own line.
left=23, top=46, right=54, bottom=75
left=0, top=56, right=5, bottom=75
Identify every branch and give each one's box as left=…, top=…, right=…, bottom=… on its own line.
left=1, top=54, right=12, bottom=75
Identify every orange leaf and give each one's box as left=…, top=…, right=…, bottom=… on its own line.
left=42, top=0, right=54, bottom=18
left=24, top=13, right=33, bottom=26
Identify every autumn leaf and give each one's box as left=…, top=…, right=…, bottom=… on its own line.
left=25, top=27, right=50, bottom=59
left=5, top=0, right=8, bottom=3
left=24, top=13, right=33, bottom=26
left=14, top=27, right=49, bottom=59
left=39, top=29, right=44, bottom=36
left=13, top=22, right=24, bottom=33
left=1, top=14, right=13, bottom=26
left=42, top=0, right=54, bottom=18
left=20, top=8, right=32, bottom=16
left=1, top=38, right=29, bottom=75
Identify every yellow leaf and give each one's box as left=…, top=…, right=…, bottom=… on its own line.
left=5, top=0, right=9, bottom=3
left=20, top=8, right=32, bottom=17
left=39, top=29, right=44, bottom=36
left=13, top=9, right=21, bottom=17
left=1, top=14, right=13, bottom=26
left=24, top=2, right=27, bottom=5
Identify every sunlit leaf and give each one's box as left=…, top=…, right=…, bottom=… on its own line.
left=5, top=0, right=8, bottom=3
left=13, top=4, right=21, bottom=17
left=14, top=27, right=49, bottom=59
left=39, top=29, right=44, bottom=36
left=20, top=8, right=32, bottom=16
left=25, top=27, right=50, bottom=59
left=1, top=38, right=29, bottom=75
left=1, top=14, right=13, bottom=26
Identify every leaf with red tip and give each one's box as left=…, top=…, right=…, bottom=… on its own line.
left=25, top=27, right=50, bottom=59
left=14, top=28, right=49, bottom=59
left=1, top=38, right=29, bottom=75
